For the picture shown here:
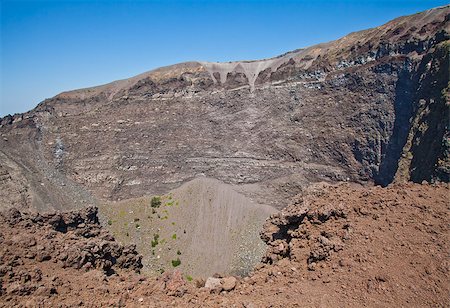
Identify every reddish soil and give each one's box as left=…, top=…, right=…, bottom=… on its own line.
left=1, top=182, right=448, bottom=307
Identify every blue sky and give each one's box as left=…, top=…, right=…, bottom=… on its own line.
left=1, top=0, right=448, bottom=116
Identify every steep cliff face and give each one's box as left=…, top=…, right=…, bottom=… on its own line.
left=0, top=6, right=449, bottom=211
left=395, top=40, right=449, bottom=183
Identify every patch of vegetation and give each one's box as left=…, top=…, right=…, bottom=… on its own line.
left=151, top=234, right=160, bottom=247
left=171, top=258, right=181, bottom=267
left=107, top=220, right=113, bottom=225
left=171, top=222, right=176, bottom=226
left=134, top=218, right=140, bottom=222
left=186, top=275, right=193, bottom=282
left=172, top=233, right=177, bottom=240
left=177, top=250, right=182, bottom=255
left=151, top=196, right=161, bottom=208
left=135, top=223, right=140, bottom=229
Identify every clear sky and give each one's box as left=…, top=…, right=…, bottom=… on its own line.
left=1, top=0, right=448, bottom=116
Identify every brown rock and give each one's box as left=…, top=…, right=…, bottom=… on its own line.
left=205, top=277, right=222, bottom=293
left=162, top=271, right=187, bottom=297
left=221, top=276, right=237, bottom=291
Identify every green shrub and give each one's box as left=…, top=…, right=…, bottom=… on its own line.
left=177, top=250, right=182, bottom=255
left=171, top=258, right=181, bottom=267
left=186, top=275, right=193, bottom=281
left=172, top=233, right=177, bottom=240
left=107, top=220, right=112, bottom=225
left=151, top=196, right=161, bottom=208
left=151, top=233, right=159, bottom=247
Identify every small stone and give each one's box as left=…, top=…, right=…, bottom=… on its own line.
left=36, top=252, right=51, bottom=262
left=221, top=276, right=237, bottom=291
left=205, top=277, right=222, bottom=293
left=323, top=277, right=331, bottom=283
left=308, top=262, right=317, bottom=271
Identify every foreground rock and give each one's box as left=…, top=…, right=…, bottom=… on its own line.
left=0, top=183, right=448, bottom=307
left=204, top=276, right=237, bottom=293
left=0, top=206, right=142, bottom=302
left=221, top=276, right=237, bottom=291
left=256, top=182, right=449, bottom=307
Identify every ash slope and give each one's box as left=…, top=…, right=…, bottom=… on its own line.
left=100, top=177, right=276, bottom=278
left=0, top=6, right=449, bottom=211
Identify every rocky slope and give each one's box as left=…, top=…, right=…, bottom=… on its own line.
left=0, top=6, right=448, bottom=212
left=1, top=182, right=448, bottom=307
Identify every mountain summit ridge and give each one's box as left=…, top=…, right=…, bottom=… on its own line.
left=39, top=5, right=449, bottom=103
left=0, top=6, right=448, bottom=212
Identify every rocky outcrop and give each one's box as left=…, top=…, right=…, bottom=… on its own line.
left=260, top=185, right=348, bottom=265
left=0, top=206, right=142, bottom=297
left=259, top=182, right=449, bottom=285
